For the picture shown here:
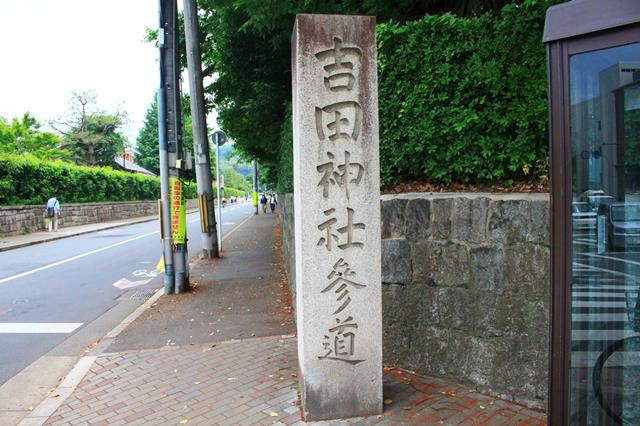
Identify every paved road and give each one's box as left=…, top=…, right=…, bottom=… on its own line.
left=0, top=202, right=256, bottom=385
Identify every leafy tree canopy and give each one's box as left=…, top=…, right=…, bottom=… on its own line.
left=52, top=91, right=128, bottom=167
left=0, top=113, right=70, bottom=161
left=221, top=166, right=250, bottom=192
left=136, top=95, right=206, bottom=181
left=194, top=0, right=523, bottom=189
left=136, top=98, right=160, bottom=175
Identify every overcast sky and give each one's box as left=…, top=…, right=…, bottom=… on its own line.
left=0, top=0, right=160, bottom=143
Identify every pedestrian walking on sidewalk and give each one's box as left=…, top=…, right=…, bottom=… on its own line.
left=269, top=193, right=277, bottom=213
left=44, top=195, right=61, bottom=232
left=260, top=193, right=268, bottom=214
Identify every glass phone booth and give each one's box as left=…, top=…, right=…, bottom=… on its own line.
left=544, top=1, right=640, bottom=425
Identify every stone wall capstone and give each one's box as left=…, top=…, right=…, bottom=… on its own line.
left=280, top=192, right=550, bottom=408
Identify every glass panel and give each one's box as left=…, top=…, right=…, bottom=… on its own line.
left=570, top=42, right=640, bottom=425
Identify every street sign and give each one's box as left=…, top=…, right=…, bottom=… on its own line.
left=213, top=130, right=227, bottom=146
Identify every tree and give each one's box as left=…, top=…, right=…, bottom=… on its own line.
left=135, top=95, right=199, bottom=180
left=0, top=113, right=70, bottom=161
left=221, top=166, right=249, bottom=192
left=136, top=98, right=160, bottom=175
left=193, top=0, right=525, bottom=190
left=52, top=91, right=128, bottom=167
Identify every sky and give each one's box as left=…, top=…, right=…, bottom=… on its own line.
left=0, top=0, right=161, bottom=144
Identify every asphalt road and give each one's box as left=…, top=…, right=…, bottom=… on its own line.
left=0, top=202, right=255, bottom=385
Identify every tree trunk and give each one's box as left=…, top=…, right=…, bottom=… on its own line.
left=88, top=144, right=95, bottom=166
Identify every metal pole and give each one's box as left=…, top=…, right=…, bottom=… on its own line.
left=157, top=2, right=174, bottom=294
left=161, top=0, right=188, bottom=293
left=253, top=158, right=259, bottom=215
left=183, top=0, right=218, bottom=258
left=215, top=137, right=222, bottom=252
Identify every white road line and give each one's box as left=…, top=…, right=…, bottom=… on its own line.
left=572, top=301, right=627, bottom=308
left=581, top=252, right=640, bottom=267
left=0, top=323, right=83, bottom=333
left=573, top=241, right=597, bottom=247
left=572, top=292, right=627, bottom=299
left=572, top=261, right=637, bottom=280
left=572, top=329, right=639, bottom=341
left=0, top=230, right=159, bottom=285
left=572, top=313, right=629, bottom=322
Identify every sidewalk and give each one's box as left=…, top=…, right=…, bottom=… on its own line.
left=0, top=215, right=158, bottom=252
left=25, top=213, right=547, bottom=425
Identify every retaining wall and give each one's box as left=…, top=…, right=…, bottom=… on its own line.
left=0, top=199, right=198, bottom=237
left=279, top=192, right=550, bottom=408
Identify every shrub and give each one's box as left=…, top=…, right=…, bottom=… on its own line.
left=376, top=1, right=556, bottom=185
left=0, top=155, right=162, bottom=205
left=272, top=0, right=557, bottom=191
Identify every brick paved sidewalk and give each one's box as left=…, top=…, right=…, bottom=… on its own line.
left=45, top=335, right=545, bottom=426
left=38, top=213, right=547, bottom=425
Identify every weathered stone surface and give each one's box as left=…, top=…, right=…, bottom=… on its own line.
left=292, top=14, right=382, bottom=420
left=381, top=199, right=407, bottom=239
left=411, top=240, right=470, bottom=287
left=403, top=198, right=430, bottom=241
left=451, top=197, right=489, bottom=243
left=411, top=287, right=501, bottom=336
left=430, top=198, right=452, bottom=240
left=504, top=243, right=550, bottom=298
left=495, top=292, right=549, bottom=338
left=529, top=199, right=550, bottom=245
left=491, top=333, right=549, bottom=405
left=469, top=245, right=505, bottom=294
left=381, top=239, right=411, bottom=284
left=488, top=200, right=531, bottom=244
left=280, top=192, right=551, bottom=407
left=381, top=283, right=420, bottom=365
left=279, top=194, right=297, bottom=309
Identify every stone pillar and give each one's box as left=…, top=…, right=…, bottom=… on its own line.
left=291, top=14, right=382, bottom=421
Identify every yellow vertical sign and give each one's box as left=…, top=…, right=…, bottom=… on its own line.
left=170, top=177, right=186, bottom=244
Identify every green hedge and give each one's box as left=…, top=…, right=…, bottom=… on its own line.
left=377, top=0, right=555, bottom=185
left=0, top=155, right=204, bottom=205
left=271, top=0, right=556, bottom=191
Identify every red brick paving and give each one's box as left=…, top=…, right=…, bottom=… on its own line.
left=45, top=335, right=546, bottom=425
left=42, top=215, right=546, bottom=425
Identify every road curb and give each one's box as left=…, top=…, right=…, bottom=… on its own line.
left=17, top=289, right=164, bottom=426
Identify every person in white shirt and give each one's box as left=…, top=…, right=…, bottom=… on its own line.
left=44, top=195, right=61, bottom=232
left=269, top=194, right=277, bottom=213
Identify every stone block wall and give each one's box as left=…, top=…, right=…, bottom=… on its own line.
left=0, top=199, right=199, bottom=237
left=279, top=194, right=296, bottom=311
left=279, top=192, right=550, bottom=408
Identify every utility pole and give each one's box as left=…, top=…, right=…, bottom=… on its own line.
left=157, top=0, right=174, bottom=294
left=213, top=131, right=227, bottom=251
left=183, top=0, right=219, bottom=259
left=253, top=158, right=259, bottom=215
left=158, top=0, right=189, bottom=294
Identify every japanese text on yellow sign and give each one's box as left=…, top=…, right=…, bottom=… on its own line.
left=170, top=177, right=186, bottom=244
